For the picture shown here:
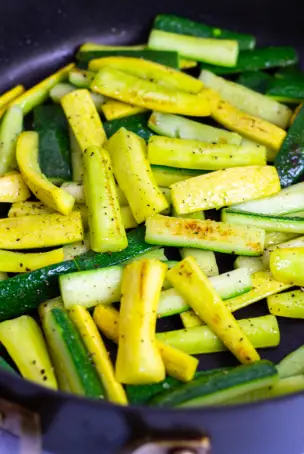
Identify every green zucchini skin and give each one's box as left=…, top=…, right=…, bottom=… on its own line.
left=149, top=361, right=277, bottom=407
left=0, top=226, right=154, bottom=321
left=275, top=104, right=304, bottom=188
left=275, top=66, right=302, bottom=79
left=153, top=14, right=255, bottom=51
left=34, top=105, right=72, bottom=181
left=200, top=47, right=298, bottom=75
left=77, top=50, right=179, bottom=69
left=266, top=78, right=304, bottom=103
left=237, top=71, right=273, bottom=94
left=103, top=113, right=153, bottom=142
left=0, top=356, right=17, bottom=375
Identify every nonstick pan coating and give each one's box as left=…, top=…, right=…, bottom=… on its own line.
left=0, top=1, right=304, bottom=453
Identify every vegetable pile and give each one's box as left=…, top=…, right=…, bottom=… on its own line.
left=0, top=13, right=303, bottom=407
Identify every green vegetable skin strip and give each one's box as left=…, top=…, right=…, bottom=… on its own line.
left=266, top=78, right=304, bottom=103
left=153, top=14, right=255, bottom=51
left=103, top=113, right=154, bottom=142
left=0, top=226, right=154, bottom=321
left=200, top=47, right=298, bottom=75
left=77, top=50, right=179, bottom=69
left=237, top=71, right=273, bottom=94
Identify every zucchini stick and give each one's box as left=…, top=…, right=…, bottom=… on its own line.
left=101, top=99, right=146, bottom=121
left=264, top=231, right=299, bottom=247
left=212, top=99, right=286, bottom=151
left=0, top=316, right=57, bottom=389
left=0, top=106, right=23, bottom=175
left=60, top=181, right=128, bottom=206
left=167, top=258, right=260, bottom=363
left=16, top=132, right=75, bottom=215
left=115, top=260, right=166, bottom=384
left=0, top=248, right=64, bottom=272
left=171, top=166, right=280, bottom=213
left=83, top=146, right=127, bottom=253
left=0, top=172, right=30, bottom=203
left=105, top=128, right=168, bottom=223
left=277, top=345, right=304, bottom=378
left=0, top=85, right=24, bottom=110
left=0, top=211, right=83, bottom=249
left=180, top=310, right=204, bottom=329
left=268, top=289, right=304, bottom=319
left=69, top=305, right=128, bottom=404
left=89, top=56, right=203, bottom=94
left=61, top=89, right=106, bottom=152
left=270, top=248, right=304, bottom=286
left=91, top=67, right=212, bottom=117
left=69, top=68, right=95, bottom=88
left=93, top=304, right=198, bottom=382
left=148, top=136, right=266, bottom=170
left=263, top=235, right=304, bottom=268
left=180, top=249, right=219, bottom=277
left=156, top=315, right=280, bottom=355
left=69, top=127, right=84, bottom=182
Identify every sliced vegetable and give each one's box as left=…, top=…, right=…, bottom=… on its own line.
left=0, top=248, right=64, bottom=272
left=167, top=258, right=259, bottom=364
left=0, top=357, right=17, bottom=375
left=79, top=43, right=145, bottom=52
left=89, top=57, right=203, bottom=94
left=222, top=210, right=304, bottom=234
left=91, top=67, right=212, bottom=117
left=225, top=271, right=292, bottom=313
left=200, top=47, right=298, bottom=75
left=148, top=29, right=239, bottom=67
left=151, top=165, right=203, bottom=188
left=153, top=14, right=255, bottom=51
left=101, top=99, right=146, bottom=121
left=148, top=111, right=242, bottom=145
left=237, top=71, right=273, bottom=94
left=200, top=70, right=291, bottom=129
left=212, top=99, right=286, bottom=151
left=11, top=64, right=74, bottom=115
left=0, top=315, right=57, bottom=389
left=61, top=89, right=106, bottom=151
left=148, top=136, right=266, bottom=170
left=39, top=301, right=104, bottom=397
left=180, top=311, right=203, bottom=329
left=277, top=345, right=304, bottom=378
left=268, top=289, right=304, bottom=319
left=0, top=106, right=23, bottom=175
left=274, top=104, right=304, bottom=188
left=265, top=231, right=299, bottom=247
left=231, top=182, right=304, bottom=216
left=49, top=83, right=75, bottom=102
left=234, top=256, right=265, bottom=274
left=33, top=104, right=72, bottom=181
left=16, top=132, right=75, bottom=215
left=171, top=166, right=280, bottom=213
left=180, top=249, right=218, bottom=277
left=69, top=305, right=127, bottom=404
left=103, top=112, right=153, bottom=142
left=149, top=361, right=278, bottom=407
left=0, top=85, right=24, bottom=111
left=266, top=78, right=304, bottom=103
left=156, top=315, right=280, bottom=354
left=179, top=59, right=197, bottom=69
left=263, top=235, right=304, bottom=268
left=69, top=127, right=83, bottom=181
left=63, top=237, right=91, bottom=261
left=145, top=215, right=265, bottom=256
left=93, top=304, right=198, bottom=382
left=105, top=128, right=168, bottom=223
left=69, top=68, right=95, bottom=88
left=78, top=50, right=179, bottom=69
left=270, top=248, right=304, bottom=286
left=0, top=172, right=30, bottom=202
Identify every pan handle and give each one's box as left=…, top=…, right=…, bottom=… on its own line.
left=123, top=437, right=211, bottom=454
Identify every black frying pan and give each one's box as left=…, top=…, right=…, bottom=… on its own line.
left=0, top=1, right=304, bottom=453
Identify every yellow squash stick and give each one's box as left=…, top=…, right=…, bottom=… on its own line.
left=167, top=257, right=260, bottom=364
left=212, top=99, right=286, bottom=151
left=91, top=67, right=211, bottom=116
left=0, top=211, right=83, bottom=249
left=0, top=248, right=64, bottom=272
left=270, top=248, right=304, bottom=286
left=101, top=99, right=146, bottom=121
left=0, top=85, right=24, bottom=111
left=105, top=128, right=168, bottom=223
left=16, top=132, right=75, bottom=215
left=115, top=259, right=166, bottom=384
left=0, top=316, right=57, bottom=389
left=61, top=89, right=106, bottom=151
left=93, top=304, right=198, bottom=382
left=89, top=56, right=204, bottom=94
left=69, top=305, right=128, bottom=405
left=0, top=172, right=30, bottom=202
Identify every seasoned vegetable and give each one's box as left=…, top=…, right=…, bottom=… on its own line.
left=212, top=99, right=287, bottom=151
left=0, top=315, right=57, bottom=389
left=264, top=231, right=299, bottom=247
left=50, top=83, right=75, bottom=102
left=93, top=304, right=198, bottom=382
left=0, top=85, right=24, bottom=113
left=268, top=289, right=304, bottom=319
left=153, top=14, right=255, bottom=50
left=180, top=249, right=219, bottom=277
left=148, top=29, right=239, bottom=67
left=105, top=128, right=168, bottom=223
left=148, top=111, right=242, bottom=145
left=148, top=136, right=266, bottom=170
left=0, top=248, right=64, bottom=273
left=91, top=67, right=212, bottom=116
left=200, top=69, right=291, bottom=129
left=171, top=166, right=280, bottom=213
left=0, top=106, right=23, bottom=175
left=277, top=345, right=304, bottom=378
left=103, top=112, right=153, bottom=142
left=0, top=172, right=30, bottom=202
left=237, top=71, right=273, bottom=94
left=69, top=68, right=95, bottom=88
left=270, top=248, right=304, bottom=286
left=263, top=235, right=304, bottom=268
left=234, top=256, right=265, bottom=274
left=101, top=100, right=146, bottom=121
left=69, top=305, right=127, bottom=404
left=151, top=165, right=203, bottom=187
left=266, top=78, right=304, bottom=103
left=145, top=215, right=265, bottom=256
left=156, top=315, right=280, bottom=355
left=16, top=132, right=75, bottom=215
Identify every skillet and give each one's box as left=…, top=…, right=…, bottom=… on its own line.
left=0, top=0, right=304, bottom=453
